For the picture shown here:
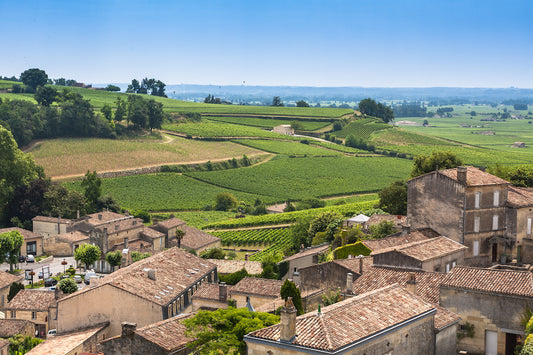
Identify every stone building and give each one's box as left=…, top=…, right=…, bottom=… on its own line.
left=229, top=277, right=283, bottom=311
left=440, top=266, right=533, bottom=355
left=506, top=186, right=533, bottom=263
left=0, top=271, right=24, bottom=310
left=273, top=124, right=294, bottom=135
left=101, top=316, right=192, bottom=355
left=149, top=217, right=186, bottom=247
left=283, top=244, right=329, bottom=280
left=191, top=282, right=230, bottom=312
left=150, top=219, right=221, bottom=254
left=32, top=216, right=71, bottom=238
left=245, top=285, right=438, bottom=355
left=56, top=247, right=217, bottom=337
left=0, top=227, right=44, bottom=257
left=408, top=166, right=511, bottom=265
left=0, top=319, right=35, bottom=338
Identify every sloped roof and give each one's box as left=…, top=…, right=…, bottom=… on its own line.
left=0, top=227, right=43, bottom=240
left=333, top=256, right=374, bottom=275
left=507, top=186, right=533, bottom=208
left=283, top=244, right=329, bottom=262
left=192, top=283, right=232, bottom=301
left=94, top=217, right=144, bottom=234
left=362, top=230, right=431, bottom=252
left=181, top=225, right=220, bottom=250
left=365, top=214, right=407, bottom=227
left=152, top=217, right=186, bottom=230
left=438, top=166, right=510, bottom=186
left=32, top=216, right=71, bottom=224
left=247, top=285, right=435, bottom=352
left=109, top=239, right=154, bottom=254
left=371, top=236, right=467, bottom=262
left=81, top=211, right=131, bottom=226
left=5, top=290, right=58, bottom=311
left=57, top=230, right=89, bottom=243
left=0, top=269, right=24, bottom=290
left=26, top=324, right=107, bottom=355
left=134, top=314, right=193, bottom=351
left=207, top=259, right=263, bottom=275
left=0, top=319, right=34, bottom=338
left=441, top=266, right=533, bottom=297
left=231, top=277, right=283, bottom=298
left=141, top=228, right=165, bottom=240
left=59, top=247, right=216, bottom=307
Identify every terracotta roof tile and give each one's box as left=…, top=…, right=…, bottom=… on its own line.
left=434, top=304, right=461, bottom=330
left=0, top=319, right=34, bottom=337
left=94, top=218, right=144, bottom=234
left=283, top=244, right=329, bottom=262
left=231, top=277, right=283, bottom=298
left=134, top=314, right=193, bottom=351
left=141, top=228, right=165, bottom=240
left=0, top=270, right=24, bottom=290
left=59, top=247, right=216, bottom=307
left=441, top=266, right=533, bottom=297
left=254, top=297, right=285, bottom=313
left=0, top=227, right=42, bottom=240
left=333, top=256, right=374, bottom=275
left=365, top=214, right=407, bottom=227
left=26, top=324, right=107, bottom=355
left=32, top=216, right=71, bottom=224
left=180, top=226, right=220, bottom=250
left=507, top=186, right=533, bottom=208
left=153, top=217, right=186, bottom=230
left=5, top=290, right=57, bottom=311
left=362, top=231, right=431, bottom=252
left=371, top=236, right=467, bottom=262
left=109, top=239, right=154, bottom=254
left=247, top=285, right=435, bottom=352
left=207, top=259, right=263, bottom=275
left=439, top=166, right=510, bottom=186
left=192, top=283, right=232, bottom=301
left=82, top=211, right=130, bottom=226
left=57, top=231, right=89, bottom=243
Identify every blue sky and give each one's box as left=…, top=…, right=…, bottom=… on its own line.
left=1, top=0, right=532, bottom=87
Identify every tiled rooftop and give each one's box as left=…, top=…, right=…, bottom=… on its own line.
left=60, top=247, right=216, bottom=307
left=441, top=266, right=533, bottom=297
left=109, top=239, right=154, bottom=254
left=0, top=319, right=34, bottom=338
left=333, top=256, right=374, bottom=275
left=231, top=277, right=283, bottom=298
left=438, top=166, right=510, bottom=186
left=283, top=244, right=329, bottom=262
left=180, top=225, right=220, bottom=250
left=247, top=285, right=435, bottom=352
left=207, top=259, right=263, bottom=275
left=32, top=216, right=71, bottom=224
left=192, top=283, right=231, bottom=301
left=371, top=236, right=467, bottom=262
left=153, top=217, right=186, bottom=230
left=0, top=269, right=24, bottom=289
left=141, top=228, right=165, bottom=240
left=507, top=186, right=533, bottom=208
left=57, top=230, right=89, bottom=243
left=81, top=211, right=131, bottom=226
left=134, top=313, right=192, bottom=351
left=26, top=324, right=107, bottom=355
left=5, top=290, right=58, bottom=311
left=362, top=230, right=431, bottom=252
left=94, top=217, right=144, bottom=234
left=0, top=227, right=42, bottom=240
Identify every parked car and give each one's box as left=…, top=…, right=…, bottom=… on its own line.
left=47, top=329, right=56, bottom=336
left=73, top=275, right=82, bottom=284
left=18, top=255, right=25, bottom=263
left=84, top=271, right=97, bottom=285
left=26, top=255, right=35, bottom=263
left=44, top=278, right=58, bottom=287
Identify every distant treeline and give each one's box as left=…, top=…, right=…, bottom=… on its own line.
left=393, top=102, right=427, bottom=117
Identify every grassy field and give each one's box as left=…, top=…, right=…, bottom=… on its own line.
left=162, top=121, right=300, bottom=139
left=28, top=135, right=264, bottom=178
left=67, top=173, right=278, bottom=211
left=186, top=155, right=412, bottom=201
left=234, top=139, right=344, bottom=156
left=206, top=116, right=331, bottom=130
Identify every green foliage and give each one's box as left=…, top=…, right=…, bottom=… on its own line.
left=378, top=180, right=407, bottom=215
left=358, top=98, right=394, bottom=123
left=105, top=251, right=123, bottom=271
left=183, top=307, right=279, bottom=354
left=105, top=85, right=121, bottom=92
left=162, top=121, right=294, bottom=139
left=215, top=193, right=238, bottom=211
left=34, top=86, right=58, bottom=107
left=101, top=104, right=113, bottom=121
left=457, top=321, right=475, bottom=339
left=296, top=100, right=309, bottom=108
left=259, top=252, right=282, bottom=279
left=7, top=282, right=24, bottom=302
left=278, top=260, right=289, bottom=279
left=43, top=184, right=87, bottom=220
left=368, top=220, right=396, bottom=239
left=131, top=251, right=151, bottom=262
left=218, top=268, right=250, bottom=285
left=65, top=266, right=76, bottom=276
left=333, top=241, right=371, bottom=260
left=488, top=164, right=533, bottom=187
left=308, top=211, right=344, bottom=242
left=20, top=68, right=48, bottom=91
left=200, top=247, right=226, bottom=260
left=133, top=210, right=151, bottom=223
left=58, top=278, right=78, bottom=294
left=272, top=96, right=284, bottom=107
left=74, top=244, right=101, bottom=270
left=8, top=334, right=43, bottom=354
left=81, top=170, right=102, bottom=211
left=280, top=280, right=304, bottom=315
left=0, top=230, right=24, bottom=271
left=411, top=151, right=463, bottom=178
left=322, top=288, right=342, bottom=306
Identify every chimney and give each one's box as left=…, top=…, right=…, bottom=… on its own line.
left=401, top=225, right=410, bottom=237
left=121, top=322, right=137, bottom=337
left=103, top=228, right=108, bottom=253
left=245, top=253, right=249, bottom=261
left=147, top=269, right=156, bottom=281
left=219, top=282, right=228, bottom=302
left=457, top=166, right=467, bottom=185
left=280, top=297, right=297, bottom=342
left=358, top=255, right=364, bottom=274
left=124, top=237, right=129, bottom=249
left=98, top=214, right=103, bottom=221
left=405, top=273, right=417, bottom=295
left=346, top=273, right=353, bottom=294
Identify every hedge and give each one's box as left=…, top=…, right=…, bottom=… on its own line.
left=333, top=241, right=371, bottom=260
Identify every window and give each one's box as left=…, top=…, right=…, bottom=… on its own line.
left=528, top=217, right=532, bottom=236
left=10, top=311, right=15, bottom=319
left=475, top=192, right=481, bottom=209
left=452, top=260, right=457, bottom=268
left=474, top=216, right=480, bottom=233
left=445, top=263, right=451, bottom=273
left=493, top=191, right=500, bottom=206
left=473, top=241, right=480, bottom=256
left=32, top=312, right=36, bottom=320
left=26, top=241, right=37, bottom=255
left=493, top=215, right=499, bottom=230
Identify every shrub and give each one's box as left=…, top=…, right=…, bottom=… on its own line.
left=333, top=242, right=371, bottom=260
left=58, top=278, right=78, bottom=294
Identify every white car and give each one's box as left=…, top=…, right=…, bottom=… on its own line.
left=26, top=255, right=35, bottom=263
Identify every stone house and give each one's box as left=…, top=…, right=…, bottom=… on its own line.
left=191, top=282, right=230, bottom=312
left=371, top=235, right=467, bottom=273
left=4, top=289, right=61, bottom=338
left=273, top=124, right=294, bottom=135
left=44, top=230, right=90, bottom=256
left=0, top=339, right=7, bottom=355
left=229, top=277, right=283, bottom=311
left=408, top=166, right=511, bottom=266
left=440, top=266, right=533, bottom=355
left=149, top=217, right=186, bottom=247
left=101, top=316, right=192, bottom=355
left=506, top=186, right=533, bottom=263
left=283, top=244, right=329, bottom=280
left=207, top=259, right=262, bottom=276
left=0, top=319, right=35, bottom=338
left=25, top=323, right=109, bottom=355
left=0, top=271, right=24, bottom=310
left=56, top=247, right=217, bottom=337
left=362, top=213, right=407, bottom=232
left=176, top=226, right=221, bottom=254
left=0, top=227, right=44, bottom=257
left=245, top=285, right=439, bottom=355
left=32, top=216, right=71, bottom=238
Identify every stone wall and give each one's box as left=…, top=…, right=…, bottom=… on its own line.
left=101, top=332, right=189, bottom=355
left=43, top=236, right=73, bottom=257
left=298, top=261, right=357, bottom=293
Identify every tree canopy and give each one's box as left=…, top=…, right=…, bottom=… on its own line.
left=105, top=251, right=123, bottom=271
left=126, top=78, right=167, bottom=97
left=74, top=244, right=101, bottom=270
left=411, top=151, right=463, bottom=177
left=215, top=193, right=237, bottom=211
left=20, top=68, right=48, bottom=92
left=280, top=279, right=304, bottom=315
left=58, top=278, right=78, bottom=294
left=0, top=230, right=24, bottom=271
left=296, top=100, right=309, bottom=107
left=358, top=98, right=394, bottom=123
left=271, top=96, right=284, bottom=107
left=378, top=180, right=407, bottom=215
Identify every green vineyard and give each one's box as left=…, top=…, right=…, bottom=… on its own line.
left=335, top=118, right=392, bottom=139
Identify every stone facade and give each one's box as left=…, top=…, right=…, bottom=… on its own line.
left=298, top=259, right=360, bottom=292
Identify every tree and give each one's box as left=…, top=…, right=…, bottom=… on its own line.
left=147, top=99, right=164, bottom=131
left=280, top=279, right=304, bottom=315
left=183, top=308, right=279, bottom=354
left=175, top=229, right=185, bottom=248
left=20, top=68, right=48, bottom=92
left=0, top=230, right=23, bottom=271
left=127, top=95, right=148, bottom=129
left=259, top=252, right=282, bottom=279
left=200, top=247, right=226, bottom=259
left=369, top=220, right=395, bottom=239
left=74, top=244, right=101, bottom=270
left=101, top=104, right=113, bottom=122
left=411, top=151, right=463, bottom=178
left=358, top=98, right=394, bottom=123
left=42, top=183, right=86, bottom=219
left=131, top=251, right=151, bottom=262
left=322, top=288, right=342, bottom=306
left=290, top=121, right=303, bottom=131
left=271, top=96, right=284, bottom=107
left=8, top=334, right=43, bottom=354
left=114, top=97, right=127, bottom=123
left=34, top=86, right=58, bottom=107
left=7, top=282, right=24, bottom=302
left=105, top=251, right=122, bottom=271
left=288, top=216, right=313, bottom=253
left=378, top=180, right=407, bottom=215
left=215, top=193, right=237, bottom=211
left=105, top=84, right=121, bottom=92
left=81, top=171, right=102, bottom=212
left=6, top=178, right=49, bottom=230
left=296, top=100, right=309, bottom=107
left=308, top=211, right=344, bottom=242
left=58, top=278, right=78, bottom=294
left=54, top=78, right=66, bottom=86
